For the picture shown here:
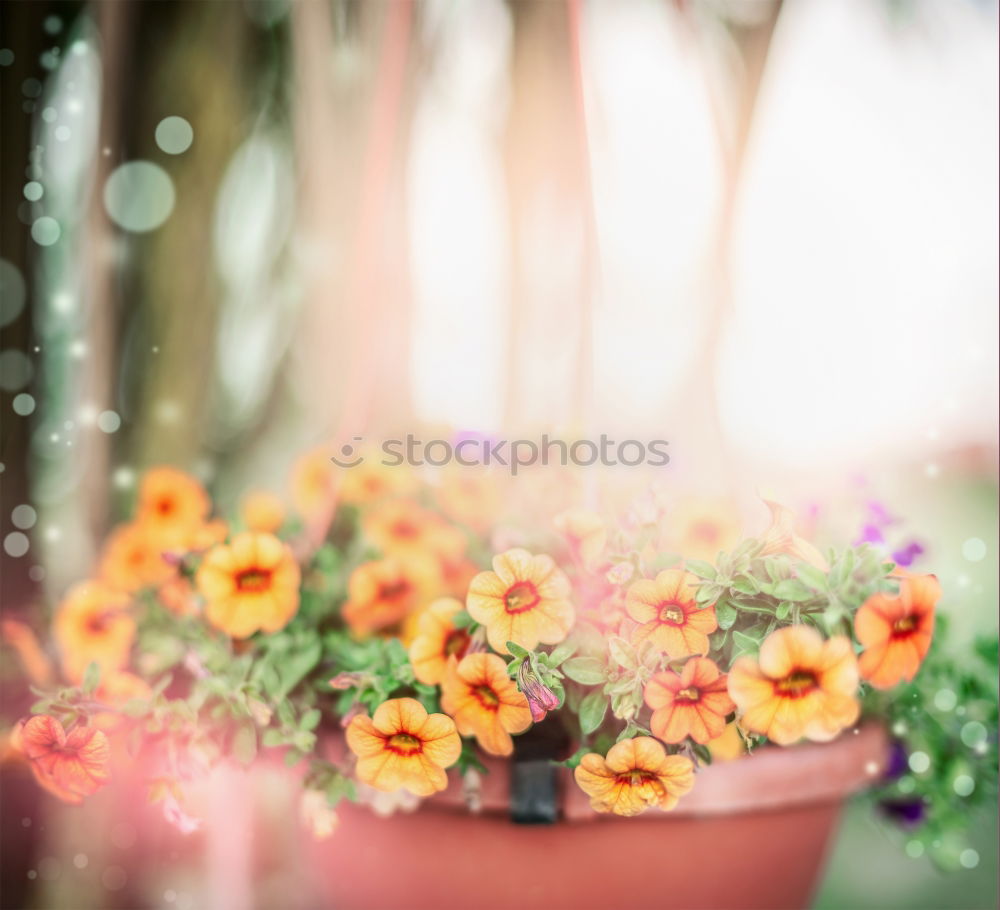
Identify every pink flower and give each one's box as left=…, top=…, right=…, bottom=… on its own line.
left=516, top=661, right=561, bottom=723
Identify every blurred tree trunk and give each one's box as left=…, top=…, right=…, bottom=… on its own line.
left=120, top=2, right=253, bottom=473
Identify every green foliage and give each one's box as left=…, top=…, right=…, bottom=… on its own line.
left=862, top=619, right=999, bottom=869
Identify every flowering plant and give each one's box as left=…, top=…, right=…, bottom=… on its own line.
left=4, top=458, right=996, bottom=866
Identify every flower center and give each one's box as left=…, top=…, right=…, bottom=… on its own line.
left=623, top=770, right=657, bottom=786
left=676, top=687, right=700, bottom=702
left=392, top=520, right=419, bottom=539
left=504, top=581, right=540, bottom=614
left=386, top=733, right=423, bottom=754
left=690, top=522, right=718, bottom=544
left=444, top=629, right=470, bottom=657
left=473, top=685, right=500, bottom=710
left=86, top=611, right=114, bottom=635
left=892, top=616, right=916, bottom=636
left=378, top=580, right=411, bottom=602
left=235, top=568, right=272, bottom=592
left=157, top=496, right=175, bottom=516
left=776, top=670, right=817, bottom=698
left=658, top=602, right=685, bottom=625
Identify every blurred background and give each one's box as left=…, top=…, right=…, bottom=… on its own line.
left=0, top=0, right=997, bottom=908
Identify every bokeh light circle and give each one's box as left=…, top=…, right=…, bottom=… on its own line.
left=103, top=161, right=175, bottom=232
left=31, top=216, right=61, bottom=246
left=155, top=116, right=194, bottom=155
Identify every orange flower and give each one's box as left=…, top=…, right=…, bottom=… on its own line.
left=436, top=466, right=504, bottom=533
left=338, top=453, right=415, bottom=507
left=342, top=557, right=440, bottom=636
left=18, top=715, right=111, bottom=804
left=855, top=574, right=939, bottom=689
left=408, top=598, right=472, bottom=685
left=157, top=575, right=199, bottom=616
left=99, top=521, right=176, bottom=593
left=625, top=569, right=717, bottom=658
left=241, top=491, right=285, bottom=534
left=440, top=653, right=532, bottom=757
left=346, top=697, right=461, bottom=796
left=291, top=447, right=338, bottom=521
left=363, top=499, right=463, bottom=561
left=439, top=552, right=480, bottom=599
left=553, top=509, right=607, bottom=569
left=707, top=722, right=746, bottom=762
left=758, top=500, right=828, bottom=571
left=195, top=532, right=301, bottom=638
left=136, top=467, right=210, bottom=540
left=573, top=737, right=695, bottom=816
left=644, top=657, right=735, bottom=744
left=466, top=549, right=574, bottom=655
left=54, top=581, right=135, bottom=682
left=667, top=497, right=742, bottom=564
left=728, top=625, right=859, bottom=745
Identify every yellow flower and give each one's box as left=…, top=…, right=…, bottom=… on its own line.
left=338, top=453, right=415, bottom=507
left=196, top=532, right=301, bottom=638
left=54, top=581, right=135, bottom=683
left=466, top=549, right=574, bottom=654
left=624, top=569, right=717, bottom=658
left=667, top=497, right=742, bottom=564
left=346, top=698, right=461, bottom=796
left=728, top=625, right=859, bottom=745
left=440, top=653, right=532, bottom=756
left=758, top=500, right=828, bottom=571
left=553, top=509, right=607, bottom=569
left=290, top=447, right=338, bottom=522
left=99, top=521, right=176, bottom=593
left=241, top=491, right=285, bottom=534
left=342, top=556, right=440, bottom=637
left=573, top=737, right=694, bottom=816
left=408, top=598, right=471, bottom=685
left=136, top=466, right=210, bottom=541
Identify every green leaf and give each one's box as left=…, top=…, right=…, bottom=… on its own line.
left=300, top=708, right=322, bottom=731
left=505, top=641, right=530, bottom=660
left=775, top=601, right=792, bottom=621
left=262, top=729, right=285, bottom=748
left=562, top=657, right=606, bottom=685
left=731, top=576, right=760, bottom=596
left=772, top=579, right=814, bottom=602
left=579, top=691, right=608, bottom=735
left=81, top=661, right=101, bottom=695
left=684, top=559, right=717, bottom=580
left=546, top=641, right=577, bottom=667
left=732, top=630, right=760, bottom=655
left=795, top=564, right=828, bottom=591
left=715, top=600, right=738, bottom=630
left=607, top=637, right=637, bottom=671
left=451, top=611, right=477, bottom=630
left=275, top=639, right=322, bottom=698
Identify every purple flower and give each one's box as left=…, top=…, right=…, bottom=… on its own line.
left=879, top=799, right=926, bottom=828
left=892, top=541, right=925, bottom=567
left=855, top=524, right=885, bottom=546
left=884, top=740, right=909, bottom=780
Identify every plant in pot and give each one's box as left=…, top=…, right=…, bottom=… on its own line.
left=5, top=461, right=997, bottom=910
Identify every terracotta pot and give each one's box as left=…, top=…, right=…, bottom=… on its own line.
left=308, top=724, right=888, bottom=910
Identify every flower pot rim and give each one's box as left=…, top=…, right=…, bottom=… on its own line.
left=421, top=722, right=890, bottom=822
